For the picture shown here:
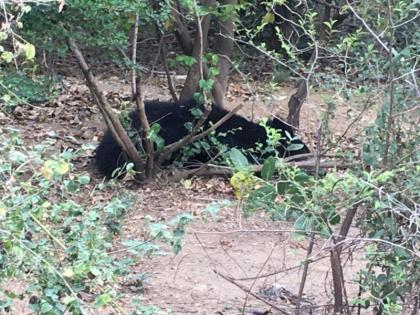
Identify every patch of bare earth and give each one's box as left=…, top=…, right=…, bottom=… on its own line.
left=3, top=76, right=373, bottom=314
left=115, top=178, right=365, bottom=315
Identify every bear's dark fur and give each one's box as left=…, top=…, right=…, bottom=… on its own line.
left=95, top=99, right=310, bottom=178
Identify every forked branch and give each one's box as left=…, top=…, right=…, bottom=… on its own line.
left=67, top=38, right=144, bottom=175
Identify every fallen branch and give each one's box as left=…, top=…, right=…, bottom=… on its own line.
left=166, top=159, right=353, bottom=182
left=283, top=152, right=314, bottom=162
left=214, top=269, right=291, bottom=315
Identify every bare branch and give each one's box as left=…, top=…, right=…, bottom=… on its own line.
left=157, top=0, right=214, bottom=165
left=296, top=124, right=322, bottom=314
left=131, top=14, right=139, bottom=96
left=179, top=0, right=215, bottom=101
left=382, top=1, right=396, bottom=168
left=67, top=38, right=144, bottom=174
left=345, top=0, right=390, bottom=53
left=214, top=270, right=291, bottom=315
left=191, top=103, right=242, bottom=143
left=155, top=26, right=179, bottom=102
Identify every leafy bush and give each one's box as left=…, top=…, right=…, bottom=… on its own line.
left=234, top=154, right=419, bottom=312
left=20, top=0, right=171, bottom=63
left=0, top=128, right=191, bottom=314
left=233, top=1, right=420, bottom=312
left=0, top=72, right=58, bottom=110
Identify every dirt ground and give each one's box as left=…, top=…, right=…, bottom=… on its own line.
left=118, top=179, right=366, bottom=315
left=2, top=76, right=377, bottom=314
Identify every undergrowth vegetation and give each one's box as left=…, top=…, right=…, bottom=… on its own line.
left=0, top=129, right=191, bottom=314
left=0, top=0, right=419, bottom=314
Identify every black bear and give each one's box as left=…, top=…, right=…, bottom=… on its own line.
left=95, top=99, right=310, bottom=178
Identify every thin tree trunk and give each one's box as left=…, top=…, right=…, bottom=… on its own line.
left=330, top=204, right=359, bottom=314
left=287, top=0, right=333, bottom=128
left=179, top=0, right=216, bottom=101
left=211, top=0, right=237, bottom=107
left=67, top=38, right=144, bottom=174
left=172, top=0, right=193, bottom=55
left=287, top=79, right=308, bottom=128
left=155, top=27, right=179, bottom=102
left=131, top=14, right=154, bottom=178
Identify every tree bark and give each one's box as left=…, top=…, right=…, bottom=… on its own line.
left=155, top=26, right=179, bottom=102
left=131, top=14, right=154, bottom=178
left=287, top=78, right=308, bottom=128
left=174, top=0, right=235, bottom=107
left=329, top=204, right=359, bottom=314
left=179, top=0, right=216, bottom=102
left=211, top=0, right=237, bottom=107
left=172, top=0, right=193, bottom=55
left=134, top=77, right=154, bottom=178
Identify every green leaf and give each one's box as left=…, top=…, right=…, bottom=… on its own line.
left=190, top=107, right=203, bottom=118
left=154, top=137, right=165, bottom=149
left=293, top=215, right=307, bottom=231
left=184, top=121, right=193, bottom=131
left=261, top=156, right=276, bottom=180
left=62, top=296, right=75, bottom=305
left=65, top=180, right=79, bottom=192
left=328, top=212, right=341, bottom=225
left=374, top=170, right=394, bottom=184
left=148, top=123, right=161, bottom=138
left=62, top=268, right=74, bottom=278
left=262, top=12, right=275, bottom=24
left=90, top=266, right=101, bottom=276
left=294, top=172, right=311, bottom=183
left=199, top=79, right=214, bottom=92
left=395, top=247, right=411, bottom=259
left=148, top=123, right=164, bottom=149
left=277, top=181, right=287, bottom=195
left=228, top=148, right=249, bottom=169
left=55, top=160, right=70, bottom=175
left=8, top=150, right=27, bottom=163
left=95, top=293, right=112, bottom=307
left=210, top=54, right=219, bottom=65
left=287, top=143, right=304, bottom=151
left=0, top=32, right=7, bottom=41
left=24, top=43, right=36, bottom=60
left=1, top=51, right=13, bottom=63
left=2, top=94, right=11, bottom=103
left=78, top=174, right=91, bottom=185
left=40, top=302, right=53, bottom=313
left=201, top=202, right=223, bottom=219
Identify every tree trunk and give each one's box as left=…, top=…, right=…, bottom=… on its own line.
left=287, top=0, right=332, bottom=128
left=175, top=0, right=235, bottom=107
left=211, top=0, right=237, bottom=107
left=287, top=79, right=307, bottom=128
left=179, top=0, right=215, bottom=101
left=172, top=0, right=193, bottom=55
